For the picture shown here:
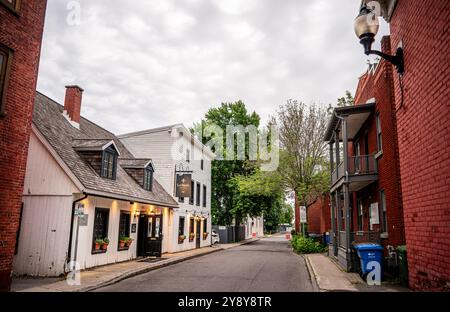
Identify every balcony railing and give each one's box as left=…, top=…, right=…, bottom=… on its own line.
left=348, top=155, right=377, bottom=175
left=338, top=231, right=381, bottom=249
left=331, top=154, right=377, bottom=185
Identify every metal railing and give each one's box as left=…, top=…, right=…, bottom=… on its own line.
left=331, top=154, right=377, bottom=185
left=338, top=231, right=381, bottom=249
left=348, top=154, right=377, bottom=175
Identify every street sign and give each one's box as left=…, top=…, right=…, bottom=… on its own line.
left=300, top=206, right=307, bottom=223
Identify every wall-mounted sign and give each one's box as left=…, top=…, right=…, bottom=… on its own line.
left=176, top=174, right=192, bottom=198
left=370, top=202, right=379, bottom=230
left=300, top=206, right=307, bottom=223
left=78, top=214, right=88, bottom=226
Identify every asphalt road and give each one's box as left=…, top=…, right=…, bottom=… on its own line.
left=95, top=234, right=315, bottom=292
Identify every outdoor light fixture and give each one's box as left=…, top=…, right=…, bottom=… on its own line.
left=354, top=5, right=404, bottom=74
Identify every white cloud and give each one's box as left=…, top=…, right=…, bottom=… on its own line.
left=36, top=0, right=390, bottom=134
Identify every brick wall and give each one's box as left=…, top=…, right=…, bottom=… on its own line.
left=389, top=0, right=450, bottom=291
left=307, top=195, right=331, bottom=235
left=0, top=1, right=47, bottom=291
left=351, top=36, right=405, bottom=250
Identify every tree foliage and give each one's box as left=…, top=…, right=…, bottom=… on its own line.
left=194, top=101, right=260, bottom=225
left=271, top=100, right=330, bottom=206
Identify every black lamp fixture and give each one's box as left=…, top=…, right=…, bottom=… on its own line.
left=354, top=5, right=404, bottom=74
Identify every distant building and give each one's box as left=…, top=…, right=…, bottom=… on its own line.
left=0, top=0, right=47, bottom=291
left=306, top=194, right=331, bottom=236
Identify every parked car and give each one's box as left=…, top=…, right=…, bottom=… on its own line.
left=211, top=229, right=220, bottom=244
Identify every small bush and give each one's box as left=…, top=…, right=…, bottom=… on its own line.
left=291, top=235, right=327, bottom=254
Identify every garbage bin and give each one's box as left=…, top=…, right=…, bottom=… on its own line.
left=397, top=245, right=408, bottom=287
left=353, top=243, right=384, bottom=279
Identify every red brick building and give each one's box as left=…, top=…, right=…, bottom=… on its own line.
left=386, top=0, right=450, bottom=291
left=0, top=0, right=47, bottom=291
left=307, top=194, right=331, bottom=236
left=324, top=36, right=405, bottom=272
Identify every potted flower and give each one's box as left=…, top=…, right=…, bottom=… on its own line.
left=101, top=237, right=109, bottom=250
left=178, top=235, right=186, bottom=243
left=125, top=237, right=133, bottom=247
left=189, top=233, right=195, bottom=242
left=95, top=239, right=103, bottom=251
left=203, top=232, right=209, bottom=240
left=119, top=237, right=127, bottom=249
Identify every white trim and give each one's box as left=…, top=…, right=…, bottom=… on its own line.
left=83, top=188, right=179, bottom=208
left=31, top=124, right=84, bottom=191
left=102, top=140, right=121, bottom=156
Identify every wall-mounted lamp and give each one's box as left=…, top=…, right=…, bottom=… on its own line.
left=354, top=5, right=404, bottom=74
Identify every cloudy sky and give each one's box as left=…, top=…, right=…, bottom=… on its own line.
left=37, top=0, right=389, bottom=134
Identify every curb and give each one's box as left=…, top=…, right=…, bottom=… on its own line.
left=84, top=238, right=259, bottom=292
left=303, top=255, right=320, bottom=292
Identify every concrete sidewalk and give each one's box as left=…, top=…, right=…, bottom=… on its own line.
left=304, top=253, right=408, bottom=292
left=12, top=238, right=259, bottom=292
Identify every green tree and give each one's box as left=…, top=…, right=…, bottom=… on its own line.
left=194, top=101, right=260, bottom=225
left=337, top=90, right=355, bottom=107
left=230, top=169, right=284, bottom=232
left=271, top=100, right=330, bottom=234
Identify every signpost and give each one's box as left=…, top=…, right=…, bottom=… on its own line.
left=300, top=206, right=307, bottom=237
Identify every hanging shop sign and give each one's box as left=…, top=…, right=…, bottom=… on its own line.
left=176, top=174, right=192, bottom=198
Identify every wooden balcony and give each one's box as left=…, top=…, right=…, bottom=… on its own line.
left=331, top=154, right=378, bottom=192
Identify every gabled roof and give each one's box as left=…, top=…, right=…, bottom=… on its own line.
left=32, top=92, right=178, bottom=208
left=119, top=158, right=154, bottom=169
left=72, top=139, right=121, bottom=155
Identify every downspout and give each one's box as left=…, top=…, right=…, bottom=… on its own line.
left=66, top=193, right=88, bottom=272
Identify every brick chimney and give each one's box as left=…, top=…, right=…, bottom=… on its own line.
left=64, top=85, right=84, bottom=124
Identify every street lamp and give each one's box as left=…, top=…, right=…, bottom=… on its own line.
left=354, top=5, right=404, bottom=74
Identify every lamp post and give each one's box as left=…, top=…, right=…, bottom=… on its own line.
left=354, top=5, right=404, bottom=74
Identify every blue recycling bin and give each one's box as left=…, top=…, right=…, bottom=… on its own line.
left=353, top=243, right=384, bottom=276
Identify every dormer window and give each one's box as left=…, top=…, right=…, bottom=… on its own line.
left=143, top=166, right=154, bottom=191
left=119, top=158, right=155, bottom=191
left=73, top=139, right=120, bottom=180
left=102, top=148, right=117, bottom=179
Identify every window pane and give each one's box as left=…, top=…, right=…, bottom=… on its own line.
left=178, top=217, right=185, bottom=236
left=203, top=185, right=207, bottom=207
left=196, top=183, right=201, bottom=206
left=155, top=217, right=160, bottom=238
left=118, top=212, right=130, bottom=238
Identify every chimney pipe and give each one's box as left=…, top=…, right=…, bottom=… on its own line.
left=64, top=85, right=84, bottom=124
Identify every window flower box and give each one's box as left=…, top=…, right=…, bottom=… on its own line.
left=203, top=232, right=209, bottom=240
left=189, top=233, right=195, bottom=242
left=178, top=235, right=186, bottom=244
left=101, top=238, right=109, bottom=251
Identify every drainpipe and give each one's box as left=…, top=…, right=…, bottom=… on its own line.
left=66, top=193, right=88, bottom=272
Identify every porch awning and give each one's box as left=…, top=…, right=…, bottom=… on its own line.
left=324, top=102, right=375, bottom=142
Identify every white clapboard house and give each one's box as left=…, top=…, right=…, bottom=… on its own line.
left=13, top=86, right=180, bottom=277
left=119, top=124, right=214, bottom=253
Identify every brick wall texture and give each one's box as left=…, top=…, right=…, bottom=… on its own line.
left=388, top=0, right=450, bottom=291
left=352, top=36, right=406, bottom=249
left=307, top=195, right=331, bottom=235
left=0, top=1, right=47, bottom=291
